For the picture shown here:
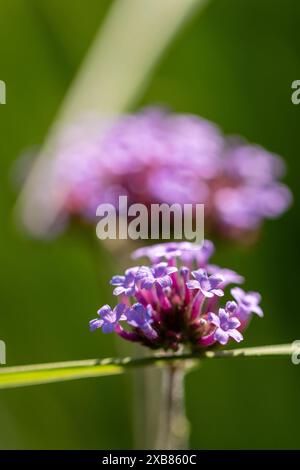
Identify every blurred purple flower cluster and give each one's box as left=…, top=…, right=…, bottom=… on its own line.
left=52, top=108, right=291, bottom=238
left=90, top=241, right=263, bottom=350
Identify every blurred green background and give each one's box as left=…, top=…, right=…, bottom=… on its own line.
left=0, top=0, right=299, bottom=449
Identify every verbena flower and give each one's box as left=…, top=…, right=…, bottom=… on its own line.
left=48, top=108, right=291, bottom=240
left=207, top=264, right=245, bottom=286
left=110, top=267, right=139, bottom=297
left=126, top=303, right=158, bottom=340
left=186, top=269, right=224, bottom=298
left=208, top=305, right=243, bottom=345
left=136, top=262, right=178, bottom=289
left=90, top=241, right=263, bottom=350
left=231, top=287, right=263, bottom=323
left=90, top=303, right=127, bottom=333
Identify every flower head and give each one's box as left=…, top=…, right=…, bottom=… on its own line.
left=90, top=241, right=263, bottom=351
left=37, top=108, right=291, bottom=241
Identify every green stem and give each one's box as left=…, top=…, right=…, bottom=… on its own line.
left=0, top=343, right=296, bottom=373
left=0, top=343, right=296, bottom=390
left=155, top=365, right=189, bottom=450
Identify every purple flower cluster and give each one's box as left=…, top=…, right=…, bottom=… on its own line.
left=51, top=108, right=291, bottom=239
left=90, top=241, right=263, bottom=350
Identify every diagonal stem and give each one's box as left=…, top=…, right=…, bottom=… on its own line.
left=0, top=343, right=297, bottom=373
left=0, top=343, right=298, bottom=390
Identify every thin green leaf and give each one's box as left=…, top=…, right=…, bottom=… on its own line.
left=0, top=343, right=295, bottom=390
left=0, top=360, right=123, bottom=389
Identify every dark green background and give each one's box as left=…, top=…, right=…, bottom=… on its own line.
left=0, top=0, right=299, bottom=449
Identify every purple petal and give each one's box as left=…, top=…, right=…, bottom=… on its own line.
left=226, top=301, right=238, bottom=314
left=124, top=286, right=136, bottom=297
left=227, top=317, right=241, bottom=329
left=200, top=288, right=214, bottom=298
left=218, top=308, right=229, bottom=323
left=127, top=303, right=152, bottom=329
left=214, top=328, right=229, bottom=345
left=207, top=312, right=220, bottom=327
left=113, top=286, right=126, bottom=296
left=209, top=274, right=225, bottom=288
left=166, top=266, right=178, bottom=275
left=180, top=266, right=190, bottom=279
left=208, top=265, right=244, bottom=285
left=140, top=323, right=158, bottom=340
left=141, top=278, right=155, bottom=289
left=136, top=266, right=152, bottom=280
left=252, top=305, right=264, bottom=317
left=231, top=287, right=245, bottom=303
left=157, top=275, right=172, bottom=288
left=102, top=322, right=116, bottom=334
left=145, top=304, right=154, bottom=321
left=191, top=269, right=206, bottom=282
left=197, top=240, right=215, bottom=266
left=110, top=275, right=125, bottom=286
left=248, top=291, right=262, bottom=304
left=125, top=267, right=139, bottom=277
left=186, top=280, right=201, bottom=290
left=114, top=303, right=127, bottom=320
left=89, top=318, right=104, bottom=331
left=97, top=305, right=112, bottom=317
left=211, top=288, right=224, bottom=297
left=228, top=329, right=243, bottom=343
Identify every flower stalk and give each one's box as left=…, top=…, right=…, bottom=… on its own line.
left=155, top=364, right=189, bottom=450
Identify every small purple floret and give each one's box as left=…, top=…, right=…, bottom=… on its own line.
left=110, top=267, right=139, bottom=296
left=187, top=269, right=224, bottom=298
left=90, top=303, right=127, bottom=333
left=126, top=303, right=158, bottom=340
left=136, top=262, right=177, bottom=289
left=208, top=308, right=243, bottom=345
left=231, top=287, right=263, bottom=318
